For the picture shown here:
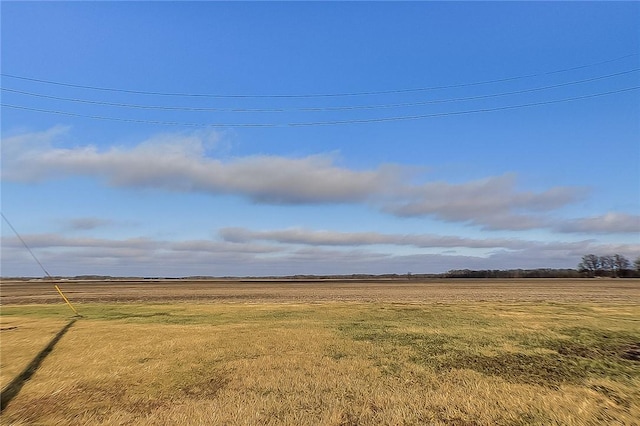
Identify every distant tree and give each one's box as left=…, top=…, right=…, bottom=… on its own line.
left=578, top=254, right=600, bottom=277
left=635, top=257, right=640, bottom=273
left=612, top=254, right=631, bottom=277
left=599, top=255, right=615, bottom=277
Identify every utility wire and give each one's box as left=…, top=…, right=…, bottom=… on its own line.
left=1, top=212, right=52, bottom=278
left=289, top=86, right=640, bottom=126
left=3, top=68, right=638, bottom=113
left=2, top=212, right=82, bottom=316
left=1, top=53, right=637, bottom=99
left=3, top=85, right=638, bottom=128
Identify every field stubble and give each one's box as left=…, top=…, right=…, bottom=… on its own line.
left=1, top=279, right=639, bottom=425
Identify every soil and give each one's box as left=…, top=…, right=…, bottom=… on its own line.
left=1, top=278, right=638, bottom=305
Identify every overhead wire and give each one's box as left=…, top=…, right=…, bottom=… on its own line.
left=1, top=212, right=52, bottom=278
left=1, top=53, right=637, bottom=99
left=2, top=53, right=638, bottom=127
left=1, top=212, right=81, bottom=316
left=2, top=68, right=638, bottom=113
left=3, top=86, right=638, bottom=128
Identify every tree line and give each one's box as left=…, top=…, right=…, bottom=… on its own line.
left=577, top=254, right=639, bottom=278
left=444, top=268, right=583, bottom=279
left=444, top=255, right=640, bottom=279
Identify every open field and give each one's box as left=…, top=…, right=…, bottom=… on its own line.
left=1, top=279, right=639, bottom=425
left=2, top=278, right=639, bottom=304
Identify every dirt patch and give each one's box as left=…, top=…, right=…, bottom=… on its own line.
left=621, top=344, right=640, bottom=361
left=438, top=352, right=586, bottom=386
left=178, top=374, right=229, bottom=398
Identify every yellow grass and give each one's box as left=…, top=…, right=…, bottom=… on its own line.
left=0, top=316, right=69, bottom=390
left=1, top=290, right=639, bottom=425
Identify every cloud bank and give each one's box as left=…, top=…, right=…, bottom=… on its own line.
left=2, top=128, right=398, bottom=204
left=220, top=227, right=544, bottom=251
left=1, top=127, right=606, bottom=233
left=556, top=212, right=640, bottom=234
left=2, top=229, right=638, bottom=277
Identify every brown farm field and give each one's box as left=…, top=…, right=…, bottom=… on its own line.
left=1, top=278, right=639, bottom=425
left=1, top=277, right=638, bottom=305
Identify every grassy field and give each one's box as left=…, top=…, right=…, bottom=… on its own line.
left=1, top=280, right=639, bottom=425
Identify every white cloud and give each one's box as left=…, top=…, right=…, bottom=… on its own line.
left=2, top=229, right=638, bottom=277
left=0, top=127, right=603, bottom=232
left=169, top=239, right=281, bottom=254
left=2, top=128, right=399, bottom=204
left=383, top=174, right=583, bottom=230
left=0, top=233, right=285, bottom=276
left=219, top=226, right=539, bottom=250
left=64, top=217, right=115, bottom=231
left=556, top=212, right=640, bottom=234
left=219, top=227, right=640, bottom=257
left=1, top=233, right=162, bottom=250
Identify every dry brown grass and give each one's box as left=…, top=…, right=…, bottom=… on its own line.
left=1, top=280, right=639, bottom=425
left=0, top=316, right=70, bottom=391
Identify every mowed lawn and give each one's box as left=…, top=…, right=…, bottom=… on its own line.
left=1, top=297, right=639, bottom=425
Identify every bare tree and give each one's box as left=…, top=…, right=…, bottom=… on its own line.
left=612, top=254, right=631, bottom=277
left=635, top=257, right=640, bottom=273
left=599, top=255, right=615, bottom=277
left=578, top=254, right=600, bottom=277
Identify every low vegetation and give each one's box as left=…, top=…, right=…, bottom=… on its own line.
left=1, top=296, right=638, bottom=425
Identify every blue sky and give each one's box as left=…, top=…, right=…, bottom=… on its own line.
left=1, top=2, right=639, bottom=277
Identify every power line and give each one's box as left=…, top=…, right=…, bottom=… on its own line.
left=2, top=212, right=82, bottom=316
left=3, top=85, right=638, bottom=128
left=1, top=53, right=637, bottom=99
left=289, top=86, right=640, bottom=126
left=1, top=212, right=52, bottom=278
left=3, top=68, right=638, bottom=113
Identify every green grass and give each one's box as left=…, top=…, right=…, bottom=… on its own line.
left=334, top=303, right=639, bottom=387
